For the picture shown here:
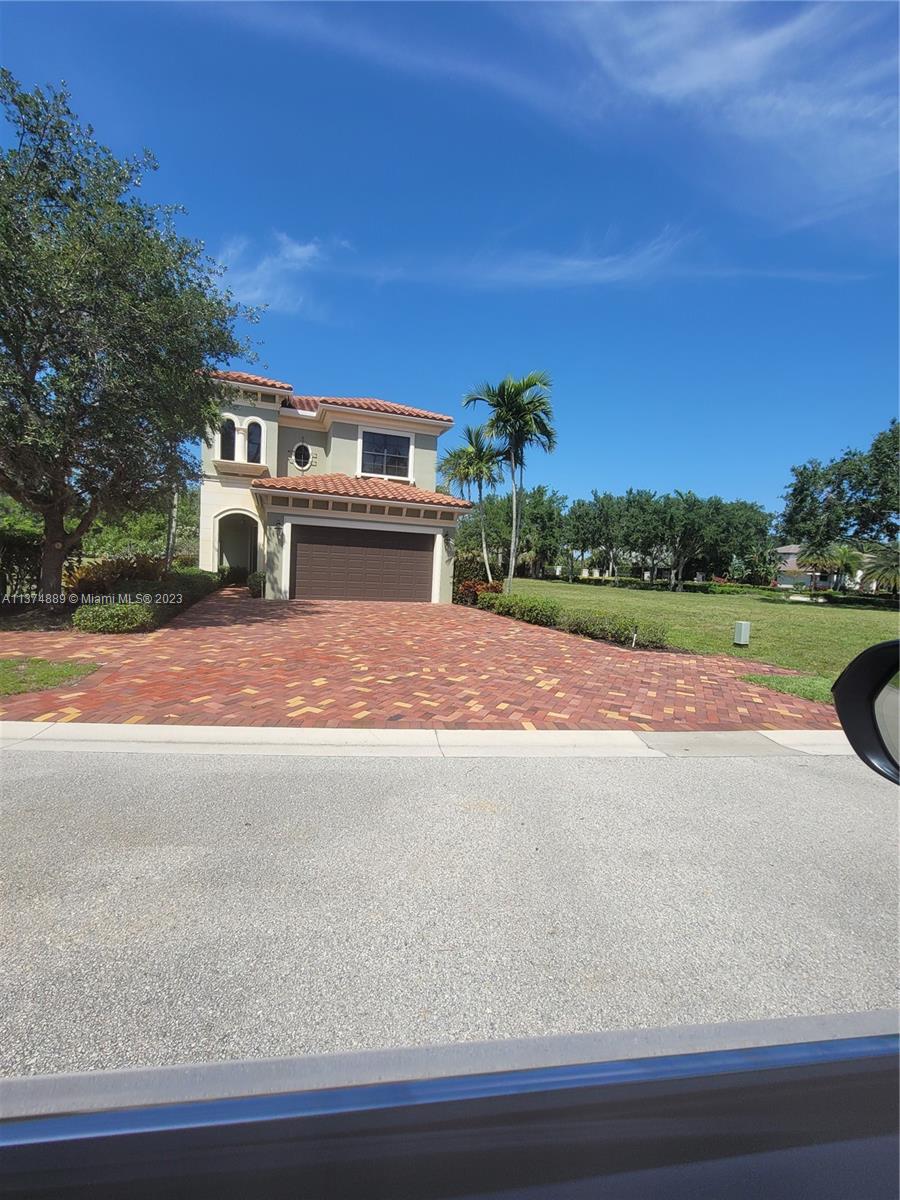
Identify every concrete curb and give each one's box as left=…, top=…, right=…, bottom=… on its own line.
left=0, top=721, right=853, bottom=759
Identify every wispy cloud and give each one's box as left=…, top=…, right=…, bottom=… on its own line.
left=220, top=3, right=564, bottom=120
left=218, top=2, right=897, bottom=237
left=218, top=233, right=346, bottom=315
left=221, top=227, right=865, bottom=298
left=521, top=2, right=898, bottom=232
left=424, top=229, right=686, bottom=288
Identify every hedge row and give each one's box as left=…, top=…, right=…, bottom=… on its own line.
left=476, top=591, right=669, bottom=649
left=816, top=591, right=897, bottom=609
left=565, top=576, right=778, bottom=597
left=72, top=567, right=220, bottom=633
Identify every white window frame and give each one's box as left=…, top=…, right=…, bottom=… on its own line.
left=215, top=414, right=239, bottom=462
left=291, top=441, right=314, bottom=473
left=214, top=413, right=267, bottom=466
left=245, top=418, right=265, bottom=467
left=356, top=426, right=414, bottom=483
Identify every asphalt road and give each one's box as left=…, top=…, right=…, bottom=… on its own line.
left=2, top=751, right=896, bottom=1077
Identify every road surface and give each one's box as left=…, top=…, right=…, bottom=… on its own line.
left=2, top=750, right=896, bottom=1076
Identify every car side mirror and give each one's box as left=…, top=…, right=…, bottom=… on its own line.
left=832, top=640, right=899, bottom=785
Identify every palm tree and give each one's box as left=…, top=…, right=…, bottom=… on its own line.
left=461, top=425, right=503, bottom=582
left=438, top=445, right=473, bottom=503
left=830, top=543, right=862, bottom=591
left=797, top=542, right=839, bottom=590
left=438, top=427, right=503, bottom=582
left=464, top=372, right=556, bottom=589
left=861, top=540, right=900, bottom=594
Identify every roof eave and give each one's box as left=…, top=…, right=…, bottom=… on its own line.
left=250, top=480, right=470, bottom=510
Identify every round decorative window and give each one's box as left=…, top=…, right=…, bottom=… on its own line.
left=293, top=443, right=311, bottom=471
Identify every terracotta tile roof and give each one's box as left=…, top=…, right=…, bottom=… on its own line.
left=212, top=369, right=294, bottom=391
left=251, top=473, right=471, bottom=508
left=286, top=395, right=452, bottom=423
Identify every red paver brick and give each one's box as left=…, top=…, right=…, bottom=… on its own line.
left=0, top=590, right=840, bottom=731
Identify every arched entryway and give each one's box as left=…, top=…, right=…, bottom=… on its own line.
left=217, top=512, right=260, bottom=574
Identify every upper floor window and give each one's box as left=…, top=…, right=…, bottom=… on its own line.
left=220, top=418, right=236, bottom=461
left=361, top=431, right=410, bottom=479
left=247, top=421, right=262, bottom=465
left=293, top=443, right=311, bottom=471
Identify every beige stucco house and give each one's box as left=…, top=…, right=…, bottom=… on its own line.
left=199, top=370, right=470, bottom=601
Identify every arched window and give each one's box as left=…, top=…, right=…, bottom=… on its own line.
left=247, top=421, right=262, bottom=465
left=219, top=418, right=236, bottom=461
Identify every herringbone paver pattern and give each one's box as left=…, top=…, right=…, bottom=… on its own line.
left=0, top=590, right=840, bottom=730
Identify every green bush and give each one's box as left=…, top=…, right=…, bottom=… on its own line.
left=575, top=576, right=669, bottom=591
left=479, top=592, right=562, bottom=626
left=0, top=530, right=42, bottom=595
left=478, top=589, right=668, bottom=648
left=817, top=590, right=897, bottom=609
left=476, top=591, right=502, bottom=612
left=218, top=564, right=250, bottom=586
left=70, top=567, right=220, bottom=633
left=166, top=567, right=220, bottom=602
left=561, top=610, right=668, bottom=649
left=72, top=601, right=161, bottom=633
left=247, top=570, right=265, bottom=599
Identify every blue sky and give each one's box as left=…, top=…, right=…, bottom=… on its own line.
left=4, top=1, right=897, bottom=512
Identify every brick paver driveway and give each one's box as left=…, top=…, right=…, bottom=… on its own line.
left=0, top=590, right=839, bottom=730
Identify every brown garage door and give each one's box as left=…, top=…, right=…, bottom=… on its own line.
left=291, top=523, right=433, bottom=601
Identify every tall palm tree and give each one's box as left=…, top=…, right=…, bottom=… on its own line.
left=461, top=425, right=503, bottom=582
left=439, top=427, right=504, bottom=582
left=861, top=540, right=900, bottom=593
left=464, top=372, right=556, bottom=589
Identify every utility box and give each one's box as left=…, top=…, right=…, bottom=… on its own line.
left=734, top=621, right=751, bottom=646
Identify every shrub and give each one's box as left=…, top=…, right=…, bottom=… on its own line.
left=574, top=576, right=669, bottom=591
left=455, top=578, right=502, bottom=606
left=817, top=590, right=897, bottom=610
left=164, top=568, right=220, bottom=605
left=476, top=591, right=502, bottom=612
left=476, top=591, right=561, bottom=626
left=562, top=610, right=668, bottom=649
left=64, top=558, right=125, bottom=596
left=69, top=567, right=220, bottom=633
left=477, top=590, right=669, bottom=648
left=247, top=570, right=266, bottom=599
left=452, top=551, right=491, bottom=602
left=0, top=531, right=42, bottom=595
left=72, top=601, right=161, bottom=633
left=218, top=564, right=250, bottom=586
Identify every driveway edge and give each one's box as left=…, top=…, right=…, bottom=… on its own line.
left=0, top=721, right=853, bottom=758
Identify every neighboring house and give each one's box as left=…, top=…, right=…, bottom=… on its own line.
left=775, top=545, right=842, bottom=589
left=199, top=370, right=470, bottom=602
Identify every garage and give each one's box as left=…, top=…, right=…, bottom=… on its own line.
left=291, top=523, right=434, bottom=601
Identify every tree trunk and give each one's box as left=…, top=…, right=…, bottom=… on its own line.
left=477, top=483, right=492, bottom=584
left=506, top=451, right=518, bottom=591
left=40, top=511, right=70, bottom=599
left=164, top=487, right=179, bottom=571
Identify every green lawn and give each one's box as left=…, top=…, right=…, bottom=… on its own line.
left=0, top=657, right=97, bottom=696
left=513, top=580, right=898, bottom=694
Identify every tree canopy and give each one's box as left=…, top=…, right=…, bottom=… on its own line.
left=0, top=71, right=252, bottom=591
left=779, top=420, right=899, bottom=547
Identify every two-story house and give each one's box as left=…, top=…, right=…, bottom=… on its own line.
left=198, top=370, right=470, bottom=602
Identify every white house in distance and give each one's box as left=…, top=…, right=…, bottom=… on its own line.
left=198, top=370, right=470, bottom=601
